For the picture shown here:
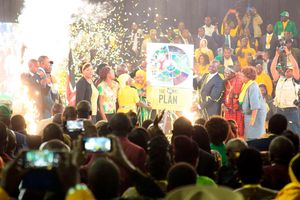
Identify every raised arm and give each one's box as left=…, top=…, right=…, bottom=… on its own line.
left=270, top=49, right=280, bottom=81
left=285, top=47, right=300, bottom=80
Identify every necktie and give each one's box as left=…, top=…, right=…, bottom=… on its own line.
left=266, top=34, right=272, bottom=49
left=225, top=35, right=230, bottom=48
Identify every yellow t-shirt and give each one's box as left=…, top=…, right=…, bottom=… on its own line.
left=235, top=47, right=256, bottom=67
left=90, top=83, right=99, bottom=115
left=256, top=72, right=273, bottom=96
left=118, top=86, right=140, bottom=113
left=198, top=64, right=209, bottom=76
left=195, top=48, right=214, bottom=62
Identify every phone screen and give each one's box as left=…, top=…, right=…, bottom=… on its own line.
left=65, top=120, right=84, bottom=132
left=24, top=150, right=60, bottom=169
left=83, top=137, right=112, bottom=153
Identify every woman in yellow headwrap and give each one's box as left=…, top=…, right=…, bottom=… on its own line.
left=117, top=73, right=151, bottom=116
left=276, top=153, right=300, bottom=200
left=133, top=70, right=151, bottom=125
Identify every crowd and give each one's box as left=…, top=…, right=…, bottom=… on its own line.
left=0, top=4, right=300, bottom=200
left=0, top=101, right=299, bottom=199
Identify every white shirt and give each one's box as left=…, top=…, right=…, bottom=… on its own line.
left=207, top=72, right=218, bottom=83
left=274, top=77, right=299, bottom=108
left=203, top=25, right=215, bottom=37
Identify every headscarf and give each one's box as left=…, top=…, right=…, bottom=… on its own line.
left=199, top=39, right=209, bottom=51
left=275, top=153, right=300, bottom=200
left=117, top=73, right=131, bottom=89
left=133, top=69, right=146, bottom=90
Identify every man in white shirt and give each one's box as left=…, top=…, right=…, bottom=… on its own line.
left=202, top=16, right=215, bottom=37
left=271, top=47, right=300, bottom=135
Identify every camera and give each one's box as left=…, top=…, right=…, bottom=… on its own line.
left=82, top=137, right=112, bottom=153
left=293, top=89, right=300, bottom=107
left=278, top=39, right=286, bottom=53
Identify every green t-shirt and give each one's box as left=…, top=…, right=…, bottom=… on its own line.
left=210, top=143, right=228, bottom=166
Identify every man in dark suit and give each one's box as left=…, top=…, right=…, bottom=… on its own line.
left=21, top=59, right=43, bottom=119
left=197, top=60, right=224, bottom=120
left=213, top=25, right=237, bottom=50
left=35, top=56, right=55, bottom=119
left=260, top=24, right=278, bottom=57
left=194, top=27, right=217, bottom=53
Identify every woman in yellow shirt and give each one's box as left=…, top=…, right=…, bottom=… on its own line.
left=117, top=74, right=150, bottom=114
left=196, top=54, right=210, bottom=77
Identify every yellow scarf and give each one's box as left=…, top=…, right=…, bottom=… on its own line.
left=238, top=80, right=254, bottom=105
left=282, top=21, right=288, bottom=31
left=275, top=153, right=300, bottom=200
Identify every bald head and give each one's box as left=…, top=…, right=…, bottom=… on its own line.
left=28, top=59, right=39, bottom=74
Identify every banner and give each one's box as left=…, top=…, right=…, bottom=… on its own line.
left=146, top=43, right=194, bottom=111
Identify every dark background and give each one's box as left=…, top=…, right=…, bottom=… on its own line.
left=1, top=0, right=299, bottom=34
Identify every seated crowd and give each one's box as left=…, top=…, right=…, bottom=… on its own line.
left=0, top=100, right=299, bottom=200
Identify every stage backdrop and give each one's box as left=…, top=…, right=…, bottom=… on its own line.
left=146, top=43, right=194, bottom=111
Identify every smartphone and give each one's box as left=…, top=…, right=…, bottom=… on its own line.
left=23, top=150, right=61, bottom=169
left=82, top=137, right=112, bottom=153
left=65, top=120, right=85, bottom=132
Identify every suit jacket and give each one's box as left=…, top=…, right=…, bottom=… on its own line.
left=259, top=33, right=278, bottom=56
left=212, top=32, right=237, bottom=50
left=76, top=77, right=92, bottom=105
left=21, top=72, right=43, bottom=115
left=198, top=73, right=224, bottom=118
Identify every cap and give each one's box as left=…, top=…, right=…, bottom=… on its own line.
left=165, top=185, right=244, bottom=200
left=0, top=104, right=12, bottom=119
left=286, top=65, right=294, bottom=70
left=280, top=11, right=289, bottom=17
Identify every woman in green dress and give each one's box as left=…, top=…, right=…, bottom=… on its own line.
left=133, top=69, right=151, bottom=126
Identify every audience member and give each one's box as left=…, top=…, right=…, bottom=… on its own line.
left=234, top=148, right=277, bottom=200
left=109, top=113, right=146, bottom=172
left=88, top=158, right=120, bottom=200
left=281, top=130, right=300, bottom=152
left=167, top=162, right=197, bottom=192
left=146, top=136, right=171, bottom=191
left=10, top=115, right=27, bottom=135
left=275, top=153, right=300, bottom=199
left=171, top=116, right=193, bottom=141
left=128, top=127, right=150, bottom=152
left=262, top=136, right=295, bottom=190
left=205, top=116, right=229, bottom=166
left=274, top=11, right=298, bottom=39
left=76, top=100, right=92, bottom=120
left=42, top=123, right=64, bottom=143
left=36, top=103, right=64, bottom=136
left=0, top=105, right=27, bottom=155
left=218, top=138, right=248, bottom=188
left=173, top=135, right=216, bottom=186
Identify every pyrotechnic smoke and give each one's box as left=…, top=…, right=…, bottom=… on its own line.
left=18, top=0, right=83, bottom=68
left=12, top=0, right=115, bottom=134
